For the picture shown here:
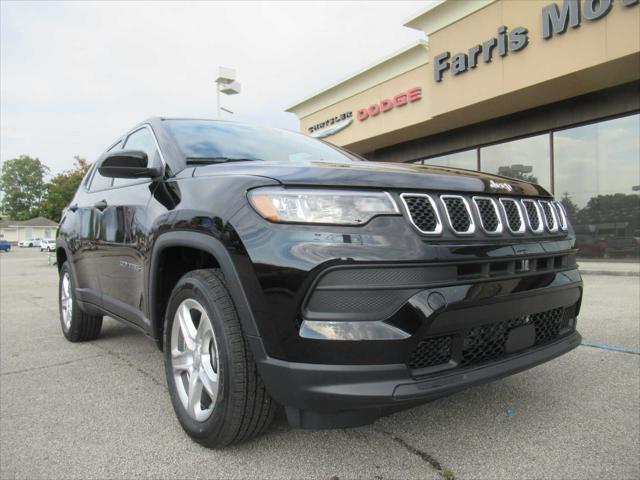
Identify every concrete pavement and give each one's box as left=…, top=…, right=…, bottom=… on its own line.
left=1, top=248, right=638, bottom=479
left=578, top=259, right=640, bottom=276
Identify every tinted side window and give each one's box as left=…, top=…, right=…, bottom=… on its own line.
left=88, top=141, right=121, bottom=191
left=88, top=165, right=113, bottom=191
left=113, top=127, right=159, bottom=187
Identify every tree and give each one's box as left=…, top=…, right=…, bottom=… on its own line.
left=41, top=156, right=91, bottom=221
left=559, top=192, right=579, bottom=220
left=577, top=193, right=640, bottom=228
left=0, top=155, right=49, bottom=220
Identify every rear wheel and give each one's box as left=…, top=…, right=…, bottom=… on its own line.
left=163, top=269, right=276, bottom=447
left=59, top=262, right=103, bottom=342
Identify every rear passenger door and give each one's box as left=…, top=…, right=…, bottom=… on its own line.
left=95, top=125, right=163, bottom=330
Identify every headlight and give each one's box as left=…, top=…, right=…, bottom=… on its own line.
left=248, top=187, right=399, bottom=225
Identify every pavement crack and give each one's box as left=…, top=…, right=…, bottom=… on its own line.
left=0, top=354, right=106, bottom=376
left=375, top=427, right=455, bottom=480
left=90, top=342, right=166, bottom=388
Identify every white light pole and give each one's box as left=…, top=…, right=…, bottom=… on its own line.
left=214, top=66, right=241, bottom=118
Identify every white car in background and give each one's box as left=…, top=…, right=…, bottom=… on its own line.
left=40, top=239, right=56, bottom=252
left=18, top=238, right=41, bottom=248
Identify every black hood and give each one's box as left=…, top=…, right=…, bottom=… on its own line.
left=191, top=160, right=551, bottom=197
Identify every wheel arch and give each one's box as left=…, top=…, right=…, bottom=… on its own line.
left=149, top=231, right=261, bottom=350
left=55, top=245, right=68, bottom=272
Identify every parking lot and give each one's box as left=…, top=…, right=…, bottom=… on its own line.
left=1, top=247, right=638, bottom=479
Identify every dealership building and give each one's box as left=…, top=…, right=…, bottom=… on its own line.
left=287, top=0, right=640, bottom=259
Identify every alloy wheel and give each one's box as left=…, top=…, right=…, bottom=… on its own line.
left=171, top=298, right=220, bottom=422
left=60, top=272, right=73, bottom=329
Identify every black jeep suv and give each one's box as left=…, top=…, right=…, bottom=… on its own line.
left=56, top=117, right=582, bottom=447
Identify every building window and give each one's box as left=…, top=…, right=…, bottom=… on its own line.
left=423, top=149, right=477, bottom=170
left=480, top=134, right=552, bottom=192
left=44, top=228, right=52, bottom=239
left=25, top=227, right=33, bottom=239
left=554, top=114, right=640, bottom=260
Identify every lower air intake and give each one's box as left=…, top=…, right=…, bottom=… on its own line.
left=407, top=305, right=576, bottom=371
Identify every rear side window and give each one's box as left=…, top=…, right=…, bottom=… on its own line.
left=113, top=127, right=159, bottom=187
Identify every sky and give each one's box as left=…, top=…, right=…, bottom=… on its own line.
left=0, top=0, right=428, bottom=176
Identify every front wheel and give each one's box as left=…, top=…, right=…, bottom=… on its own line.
left=163, top=269, right=276, bottom=448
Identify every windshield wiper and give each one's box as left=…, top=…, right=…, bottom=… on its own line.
left=186, top=157, right=264, bottom=164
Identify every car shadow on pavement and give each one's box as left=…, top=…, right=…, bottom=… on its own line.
left=97, top=318, right=147, bottom=341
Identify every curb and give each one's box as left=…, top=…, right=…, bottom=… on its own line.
left=579, top=270, right=639, bottom=277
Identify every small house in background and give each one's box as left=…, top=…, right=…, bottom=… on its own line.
left=0, top=216, right=58, bottom=244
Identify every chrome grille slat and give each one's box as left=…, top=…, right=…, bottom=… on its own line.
left=499, top=198, right=526, bottom=234
left=473, top=196, right=503, bottom=235
left=553, top=201, right=568, bottom=231
left=539, top=200, right=559, bottom=232
left=400, top=194, right=443, bottom=235
left=440, top=195, right=475, bottom=235
left=522, top=199, right=544, bottom=234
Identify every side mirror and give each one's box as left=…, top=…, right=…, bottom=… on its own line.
left=98, top=150, right=163, bottom=179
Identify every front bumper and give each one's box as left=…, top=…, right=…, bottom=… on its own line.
left=253, top=330, right=581, bottom=428
left=250, top=267, right=582, bottom=428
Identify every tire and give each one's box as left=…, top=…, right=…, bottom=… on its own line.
left=163, top=269, right=276, bottom=448
left=58, top=262, right=103, bottom=342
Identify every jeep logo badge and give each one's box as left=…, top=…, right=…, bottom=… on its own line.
left=490, top=180, right=513, bottom=192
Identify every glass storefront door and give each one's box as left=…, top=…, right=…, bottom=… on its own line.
left=554, top=114, right=640, bottom=260
left=422, top=149, right=477, bottom=170
left=480, top=134, right=552, bottom=193
left=414, top=112, right=639, bottom=261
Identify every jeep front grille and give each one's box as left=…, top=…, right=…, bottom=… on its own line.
left=401, top=193, right=566, bottom=238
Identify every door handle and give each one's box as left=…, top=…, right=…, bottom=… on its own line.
left=94, top=200, right=108, bottom=211
left=68, top=203, right=78, bottom=212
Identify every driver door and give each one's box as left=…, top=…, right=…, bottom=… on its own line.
left=95, top=125, right=163, bottom=329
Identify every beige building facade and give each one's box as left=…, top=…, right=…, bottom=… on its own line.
left=287, top=0, right=640, bottom=260
left=0, top=217, right=58, bottom=244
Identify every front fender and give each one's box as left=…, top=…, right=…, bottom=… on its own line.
left=148, top=230, right=262, bottom=344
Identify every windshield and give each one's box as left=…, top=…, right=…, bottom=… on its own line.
left=165, top=119, right=364, bottom=164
